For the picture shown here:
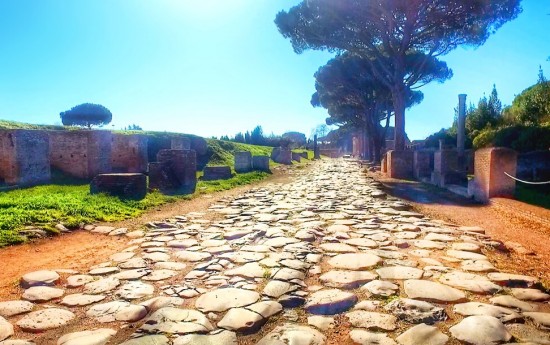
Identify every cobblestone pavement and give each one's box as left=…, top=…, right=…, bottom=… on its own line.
left=1, top=160, right=549, bottom=345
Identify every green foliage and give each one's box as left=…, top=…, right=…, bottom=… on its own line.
left=473, top=124, right=550, bottom=152
left=466, top=85, right=502, bottom=134
left=504, top=80, right=550, bottom=125
left=515, top=184, right=550, bottom=210
left=282, top=132, right=307, bottom=148
left=60, top=103, right=112, bottom=129
left=205, top=139, right=273, bottom=169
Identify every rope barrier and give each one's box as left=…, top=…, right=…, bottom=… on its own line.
left=504, top=172, right=550, bottom=185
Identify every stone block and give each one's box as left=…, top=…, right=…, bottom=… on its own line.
left=252, top=156, right=270, bottom=172
left=203, top=166, right=232, bottom=181
left=90, top=173, right=147, bottom=200
left=434, top=150, right=459, bottom=174
left=413, top=151, right=432, bottom=180
left=0, top=130, right=51, bottom=186
left=387, top=150, right=414, bottom=179
left=234, top=151, right=252, bottom=173
left=171, top=137, right=191, bottom=150
left=291, top=152, right=301, bottom=162
left=149, top=149, right=197, bottom=194
left=299, top=152, right=309, bottom=159
left=111, top=134, right=148, bottom=173
left=271, top=147, right=292, bottom=165
left=472, top=147, right=517, bottom=203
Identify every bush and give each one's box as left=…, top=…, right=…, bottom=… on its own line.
left=473, top=124, right=550, bottom=152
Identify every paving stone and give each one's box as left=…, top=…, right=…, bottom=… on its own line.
left=506, top=323, right=550, bottom=344
left=195, top=288, right=260, bottom=312
left=343, top=238, right=378, bottom=248
left=270, top=267, right=306, bottom=281
left=320, top=270, right=378, bottom=289
left=449, top=315, right=512, bottom=345
left=305, top=289, right=358, bottom=315
left=446, top=250, right=487, bottom=260
left=66, top=275, right=95, bottom=288
left=461, top=259, right=496, bottom=272
left=86, top=301, right=148, bottom=323
left=92, top=226, right=116, bottom=234
left=361, top=280, right=398, bottom=297
left=320, top=243, right=357, bottom=253
left=225, top=262, right=265, bottom=279
left=263, top=280, right=299, bottom=298
left=61, top=294, right=106, bottom=307
left=217, top=308, right=265, bottom=333
left=113, top=269, right=151, bottom=280
left=0, top=301, right=34, bottom=317
left=385, top=298, right=447, bottom=324
left=346, top=311, right=397, bottom=331
left=139, top=297, right=184, bottom=313
left=488, top=273, right=538, bottom=288
left=523, top=312, right=550, bottom=329
left=0, top=340, right=35, bottom=345
left=138, top=307, right=213, bottom=334
left=173, top=251, right=212, bottom=262
left=16, top=309, right=75, bottom=332
left=22, top=286, right=64, bottom=302
left=57, top=329, right=116, bottom=345
left=89, top=267, right=120, bottom=275
left=246, top=301, right=283, bottom=318
left=116, top=281, right=154, bottom=300
left=0, top=316, right=13, bottom=342
left=439, top=271, right=502, bottom=294
left=490, top=295, right=537, bottom=312
left=404, top=280, right=467, bottom=303
left=20, top=270, right=59, bottom=288
left=154, top=262, right=187, bottom=271
left=395, top=323, right=448, bottom=345
left=453, top=302, right=522, bottom=322
left=83, top=277, right=120, bottom=294
left=256, top=324, right=325, bottom=345
left=327, top=253, right=382, bottom=270
left=376, top=266, right=423, bottom=280
left=119, top=335, right=170, bottom=345
left=413, top=240, right=445, bottom=250
left=173, top=330, right=237, bottom=345
left=510, top=288, right=550, bottom=301
left=452, top=242, right=481, bottom=252
left=307, top=316, right=335, bottom=331
left=141, top=269, right=177, bottom=281
left=349, top=329, right=397, bottom=345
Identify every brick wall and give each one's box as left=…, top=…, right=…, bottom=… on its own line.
left=111, top=134, right=148, bottom=173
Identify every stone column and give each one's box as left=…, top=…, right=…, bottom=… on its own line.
left=457, top=94, right=467, bottom=158
left=313, top=135, right=320, bottom=160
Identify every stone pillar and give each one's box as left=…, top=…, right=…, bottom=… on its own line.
left=271, top=147, right=292, bottom=165
left=252, top=156, right=270, bottom=171
left=234, top=151, right=252, bottom=173
left=470, top=147, right=517, bottom=203
left=457, top=94, right=467, bottom=157
left=413, top=151, right=432, bottom=180
left=431, top=150, right=459, bottom=187
left=313, top=135, right=320, bottom=160
left=149, top=149, right=197, bottom=194
left=387, top=150, right=414, bottom=179
left=291, top=152, right=301, bottom=162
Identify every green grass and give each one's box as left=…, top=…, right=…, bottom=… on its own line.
left=0, top=171, right=270, bottom=248
left=205, top=139, right=274, bottom=169
left=515, top=184, right=550, bottom=210
left=0, top=120, right=65, bottom=130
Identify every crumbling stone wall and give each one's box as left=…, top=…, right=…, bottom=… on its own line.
left=470, top=147, right=517, bottom=202
left=0, top=130, right=50, bottom=186
left=49, top=130, right=112, bottom=179
left=111, top=134, right=148, bottom=173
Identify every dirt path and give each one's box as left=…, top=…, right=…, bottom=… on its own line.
left=373, top=171, right=550, bottom=286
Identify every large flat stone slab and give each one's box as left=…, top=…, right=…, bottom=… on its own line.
left=327, top=253, right=382, bottom=270
left=195, top=288, right=260, bottom=312
left=449, top=315, right=511, bottom=345
left=257, top=324, right=325, bottom=345
left=304, top=289, right=357, bottom=315
left=404, top=280, right=467, bottom=303
left=57, top=328, right=117, bottom=345
left=320, top=270, right=378, bottom=289
left=20, top=270, right=60, bottom=288
left=16, top=309, right=75, bottom=332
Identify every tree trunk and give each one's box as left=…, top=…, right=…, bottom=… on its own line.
left=392, top=88, right=406, bottom=151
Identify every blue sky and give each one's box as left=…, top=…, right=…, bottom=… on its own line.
left=0, top=0, right=548, bottom=140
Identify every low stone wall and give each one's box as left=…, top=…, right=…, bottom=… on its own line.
left=203, top=166, right=232, bottom=181
left=0, top=130, right=50, bottom=186
left=291, top=152, right=301, bottom=162
left=111, top=134, right=148, bottom=173
left=49, top=130, right=112, bottom=179
left=413, top=151, right=432, bottom=180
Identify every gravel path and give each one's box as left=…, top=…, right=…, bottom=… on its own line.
left=1, top=159, right=549, bottom=345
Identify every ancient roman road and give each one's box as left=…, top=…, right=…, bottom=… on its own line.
left=1, top=160, right=549, bottom=344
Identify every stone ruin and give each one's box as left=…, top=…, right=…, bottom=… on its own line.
left=111, top=133, right=148, bottom=173
left=90, top=173, right=147, bottom=200
left=148, top=149, right=197, bottom=195
left=0, top=130, right=50, bottom=186
left=252, top=156, right=270, bottom=172
left=469, top=147, right=517, bottom=202
left=271, top=147, right=292, bottom=165
left=234, top=151, right=252, bottom=173
left=291, top=152, right=302, bottom=163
